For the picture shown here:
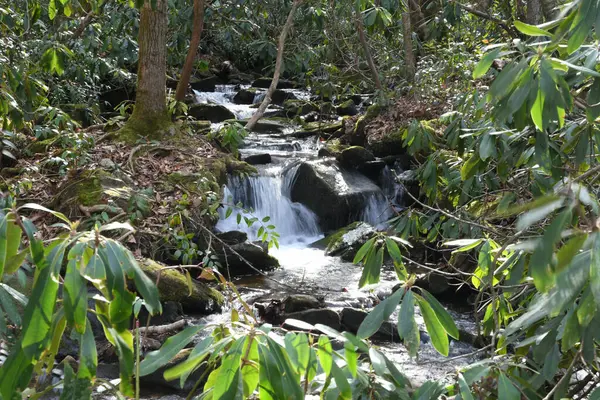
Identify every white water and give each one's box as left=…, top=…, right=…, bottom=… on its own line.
left=194, top=85, right=258, bottom=120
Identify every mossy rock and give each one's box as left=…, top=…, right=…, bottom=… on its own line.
left=26, top=137, right=57, bottom=154
left=337, top=146, right=375, bottom=169
left=52, top=169, right=131, bottom=217
left=367, top=127, right=407, bottom=157
left=336, top=99, right=358, bottom=116
left=295, top=120, right=343, bottom=139
left=140, top=259, right=223, bottom=313
left=283, top=100, right=318, bottom=117
left=312, top=221, right=376, bottom=261
left=317, top=139, right=347, bottom=158
left=187, top=120, right=212, bottom=135
left=365, top=104, right=383, bottom=120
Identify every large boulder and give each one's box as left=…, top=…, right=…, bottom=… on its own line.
left=190, top=76, right=217, bottom=92
left=244, top=153, right=272, bottom=165
left=233, top=88, right=257, bottom=104
left=140, top=259, right=224, bottom=314
left=367, top=128, right=406, bottom=157
left=214, top=241, right=280, bottom=276
left=283, top=294, right=324, bottom=313
left=98, top=84, right=136, bottom=113
left=252, top=77, right=299, bottom=89
left=290, top=159, right=387, bottom=232
left=272, top=89, right=297, bottom=105
left=188, top=104, right=235, bottom=123
left=337, top=146, right=375, bottom=169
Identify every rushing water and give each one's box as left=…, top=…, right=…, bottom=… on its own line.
left=198, top=85, right=479, bottom=385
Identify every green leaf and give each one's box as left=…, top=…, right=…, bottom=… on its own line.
left=419, top=289, right=459, bottom=339
left=241, top=336, right=259, bottom=397
left=48, top=0, right=57, bottom=19
left=344, top=341, right=357, bottom=378
left=64, top=258, right=87, bottom=334
left=317, top=335, right=333, bottom=377
left=78, top=320, right=97, bottom=380
left=139, top=325, right=203, bottom=376
left=357, top=288, right=403, bottom=339
left=514, top=20, right=552, bottom=36
left=358, top=245, right=383, bottom=287
left=385, top=237, right=403, bottom=264
left=416, top=294, right=449, bottom=356
left=498, top=372, right=520, bottom=400
left=479, top=132, right=496, bottom=160
left=458, top=373, right=475, bottom=400
left=561, top=308, right=580, bottom=351
left=212, top=337, right=245, bottom=399
left=516, top=198, right=563, bottom=231
left=353, top=237, right=376, bottom=264
left=397, top=290, right=419, bottom=357
left=331, top=363, right=351, bottom=399
left=19, top=203, right=70, bottom=224
left=589, top=233, right=600, bottom=309
left=530, top=83, right=545, bottom=132
left=460, top=155, right=481, bottom=181
left=473, top=48, right=501, bottom=79
left=444, top=239, right=483, bottom=252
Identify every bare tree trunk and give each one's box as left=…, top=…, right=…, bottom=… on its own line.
left=175, top=0, right=206, bottom=102
left=355, top=9, right=383, bottom=91
left=516, top=0, right=527, bottom=21
left=526, top=0, right=543, bottom=23
left=245, top=0, right=302, bottom=131
left=402, top=11, right=416, bottom=82
left=121, top=0, right=169, bottom=141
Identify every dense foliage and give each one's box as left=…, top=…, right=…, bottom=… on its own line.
left=1, top=0, right=600, bottom=398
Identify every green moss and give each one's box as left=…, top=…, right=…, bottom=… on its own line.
left=365, top=104, right=383, bottom=120
left=368, top=127, right=407, bottom=157
left=302, top=120, right=343, bottom=134
left=225, top=158, right=257, bottom=177
left=26, top=137, right=57, bottom=154
left=141, top=259, right=224, bottom=307
left=116, top=112, right=173, bottom=144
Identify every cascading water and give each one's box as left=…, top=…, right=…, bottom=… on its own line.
left=194, top=85, right=259, bottom=120
left=216, top=162, right=321, bottom=244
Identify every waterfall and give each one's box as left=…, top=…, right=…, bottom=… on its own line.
left=193, top=87, right=256, bottom=120
left=216, top=162, right=322, bottom=245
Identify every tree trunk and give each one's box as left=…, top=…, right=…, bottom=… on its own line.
left=355, top=9, right=383, bottom=91
left=541, top=0, right=558, bottom=20
left=402, top=11, right=416, bottom=82
left=245, top=0, right=302, bottom=131
left=175, top=0, right=206, bottom=102
left=120, top=0, right=169, bottom=142
left=526, top=0, right=543, bottom=24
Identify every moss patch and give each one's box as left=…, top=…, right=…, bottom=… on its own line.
left=116, top=112, right=174, bottom=144
left=141, top=259, right=224, bottom=313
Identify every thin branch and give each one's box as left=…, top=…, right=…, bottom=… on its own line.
left=454, top=2, right=518, bottom=37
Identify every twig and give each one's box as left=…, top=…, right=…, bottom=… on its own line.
left=136, top=319, right=186, bottom=335
left=453, top=2, right=518, bottom=37
left=542, top=352, right=580, bottom=400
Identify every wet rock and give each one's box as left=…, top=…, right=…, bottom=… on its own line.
left=244, top=118, right=288, bottom=134
left=317, top=139, right=346, bottom=158
left=140, top=259, right=224, bottom=314
left=272, top=89, right=297, bottom=105
left=293, top=120, right=343, bottom=139
left=137, top=301, right=184, bottom=326
left=244, top=153, right=272, bottom=165
left=283, top=294, right=324, bottom=313
left=215, top=242, right=280, bottom=276
left=284, top=100, right=318, bottom=117
left=337, top=146, right=375, bottom=169
left=284, top=309, right=341, bottom=331
left=340, top=308, right=398, bottom=341
left=252, top=77, right=299, bottom=89
left=336, top=99, right=358, bottom=116
left=415, top=273, right=451, bottom=296
left=359, top=160, right=386, bottom=180
left=342, top=94, right=363, bottom=106
left=313, top=222, right=376, bottom=261
left=290, top=159, right=386, bottom=231
left=303, top=111, right=320, bottom=123
left=233, top=88, right=257, bottom=104
left=188, top=103, right=235, bottom=123
left=216, top=230, right=248, bottom=245
left=190, top=76, right=217, bottom=92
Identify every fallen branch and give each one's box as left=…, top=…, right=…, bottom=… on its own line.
left=136, top=319, right=186, bottom=335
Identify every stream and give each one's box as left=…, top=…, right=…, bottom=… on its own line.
left=194, top=86, right=481, bottom=386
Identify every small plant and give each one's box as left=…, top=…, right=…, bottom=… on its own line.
left=209, top=122, right=248, bottom=157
